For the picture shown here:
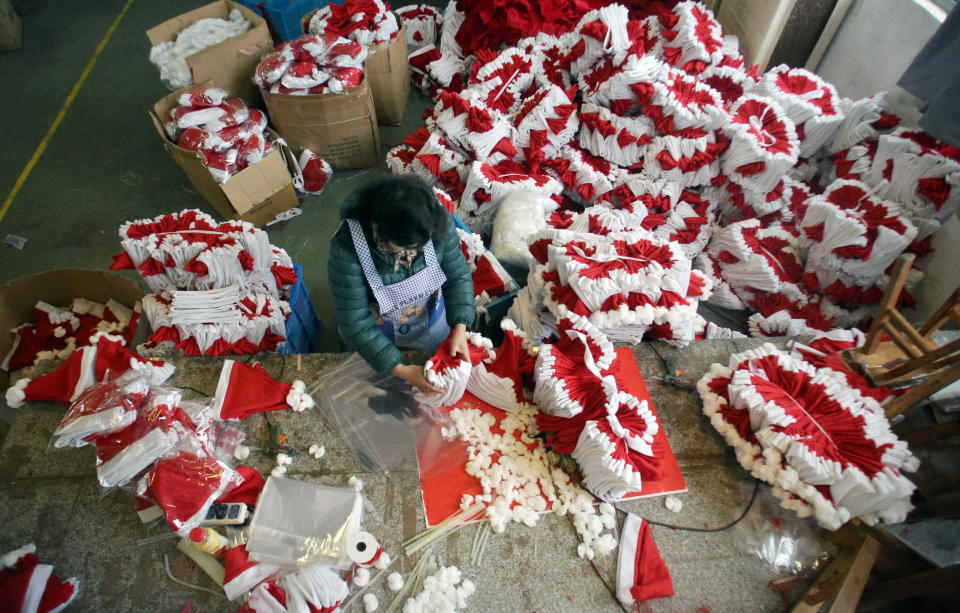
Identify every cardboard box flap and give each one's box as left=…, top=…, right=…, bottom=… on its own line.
left=220, top=149, right=292, bottom=215
left=366, top=23, right=406, bottom=75
left=146, top=0, right=232, bottom=46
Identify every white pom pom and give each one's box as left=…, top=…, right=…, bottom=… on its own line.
left=664, top=496, right=682, bottom=513
left=271, top=466, right=287, bottom=478
left=276, top=453, right=292, bottom=467
left=374, top=551, right=391, bottom=569
left=233, top=445, right=250, bottom=461
left=387, top=572, right=404, bottom=591
left=349, top=476, right=364, bottom=491
left=354, top=567, right=370, bottom=587
left=5, top=378, right=29, bottom=409
left=363, top=593, right=379, bottom=612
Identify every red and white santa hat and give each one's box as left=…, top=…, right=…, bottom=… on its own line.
left=721, top=95, right=800, bottom=193
left=223, top=545, right=281, bottom=602
left=616, top=513, right=674, bottom=606
left=417, top=332, right=491, bottom=410
left=578, top=102, right=654, bottom=169
left=542, top=144, right=624, bottom=204
left=642, top=128, right=727, bottom=188
left=0, top=544, right=79, bottom=613
left=466, top=319, right=537, bottom=412
left=755, top=64, right=844, bottom=157
left=385, top=144, right=417, bottom=175
left=213, top=360, right=314, bottom=420
left=291, top=148, right=333, bottom=195
left=513, top=85, right=580, bottom=165
left=396, top=4, right=443, bottom=48
left=94, top=336, right=174, bottom=386
left=5, top=345, right=98, bottom=409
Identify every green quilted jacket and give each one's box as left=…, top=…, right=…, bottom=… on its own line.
left=328, top=196, right=475, bottom=373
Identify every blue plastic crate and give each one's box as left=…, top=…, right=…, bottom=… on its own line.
left=452, top=214, right=518, bottom=344
left=262, top=0, right=341, bottom=42
left=279, top=264, right=323, bottom=354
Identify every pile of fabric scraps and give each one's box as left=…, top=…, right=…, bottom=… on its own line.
left=533, top=307, right=664, bottom=501
left=6, top=335, right=173, bottom=411
left=697, top=342, right=918, bottom=530
left=109, top=209, right=298, bottom=356
left=2, top=298, right=140, bottom=373
left=307, top=0, right=400, bottom=46
left=388, top=0, right=956, bottom=340
left=149, top=9, right=251, bottom=89
left=396, top=4, right=443, bottom=48
left=0, top=544, right=79, bottom=613
left=456, top=227, right=517, bottom=311
left=163, top=87, right=272, bottom=183
left=254, top=34, right=368, bottom=95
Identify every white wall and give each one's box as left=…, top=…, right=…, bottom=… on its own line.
left=814, top=0, right=957, bottom=323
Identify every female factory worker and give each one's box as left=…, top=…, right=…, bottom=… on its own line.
left=328, top=175, right=475, bottom=393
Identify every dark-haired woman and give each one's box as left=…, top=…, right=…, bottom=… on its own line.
left=328, top=176, right=475, bottom=393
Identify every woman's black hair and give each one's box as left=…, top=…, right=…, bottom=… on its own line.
left=354, top=175, right=447, bottom=248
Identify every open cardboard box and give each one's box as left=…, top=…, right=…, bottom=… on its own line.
left=0, top=270, right=145, bottom=391
left=147, top=0, right=274, bottom=104
left=150, top=84, right=300, bottom=227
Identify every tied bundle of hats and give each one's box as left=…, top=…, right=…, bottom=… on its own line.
left=533, top=308, right=664, bottom=501
left=307, top=0, right=400, bottom=46
left=109, top=209, right=298, bottom=356
left=415, top=332, right=492, bottom=409
left=389, top=0, right=954, bottom=340
left=396, top=4, right=443, bottom=48
left=149, top=9, right=251, bottom=89
left=697, top=342, right=918, bottom=530
left=2, top=298, right=139, bottom=373
left=456, top=227, right=516, bottom=311
left=163, top=87, right=273, bottom=183
left=254, top=33, right=368, bottom=95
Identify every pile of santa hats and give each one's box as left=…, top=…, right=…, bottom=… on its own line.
left=416, top=332, right=492, bottom=409
left=456, top=227, right=517, bottom=311
left=465, top=318, right=538, bottom=412
left=2, top=298, right=140, bottom=374
left=254, top=34, right=368, bottom=96
left=532, top=307, right=663, bottom=501
left=149, top=9, right=251, bottom=89
left=307, top=0, right=399, bottom=46
left=163, top=87, right=272, bottom=183
left=0, top=544, right=79, bottom=613
left=110, top=209, right=298, bottom=356
left=396, top=4, right=443, bottom=48
left=697, top=342, right=918, bottom=530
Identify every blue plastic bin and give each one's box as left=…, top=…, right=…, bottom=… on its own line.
left=279, top=264, right=323, bottom=354
left=452, top=214, right=518, bottom=345
left=262, top=0, right=341, bottom=42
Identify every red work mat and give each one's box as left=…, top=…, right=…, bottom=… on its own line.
left=415, top=347, right=687, bottom=527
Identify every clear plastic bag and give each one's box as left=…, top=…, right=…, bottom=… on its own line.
left=736, top=485, right=829, bottom=575
left=490, top=190, right=554, bottom=269
left=246, top=476, right=364, bottom=569
left=52, top=370, right=151, bottom=449
left=309, top=353, right=440, bottom=475
left=207, top=420, right=247, bottom=465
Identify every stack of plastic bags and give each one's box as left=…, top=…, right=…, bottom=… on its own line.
left=163, top=87, right=272, bottom=183
left=697, top=342, right=918, bottom=530
left=254, top=34, right=368, bottom=95
left=149, top=9, right=251, bottom=89
left=307, top=0, right=400, bottom=46
left=109, top=210, right=297, bottom=356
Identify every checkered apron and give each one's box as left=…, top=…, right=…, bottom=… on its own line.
left=345, top=219, right=450, bottom=351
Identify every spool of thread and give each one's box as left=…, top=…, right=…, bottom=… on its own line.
left=189, top=527, right=226, bottom=556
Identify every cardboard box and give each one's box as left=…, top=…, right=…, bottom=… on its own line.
left=261, top=79, right=381, bottom=169
left=0, top=0, right=21, bottom=52
left=150, top=85, right=299, bottom=227
left=0, top=270, right=145, bottom=389
left=147, top=0, right=274, bottom=104
left=301, top=12, right=411, bottom=126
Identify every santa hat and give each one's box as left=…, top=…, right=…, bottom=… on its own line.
left=0, top=544, right=79, bottom=613
left=279, top=564, right=349, bottom=613
left=219, top=465, right=266, bottom=507
left=6, top=345, right=97, bottom=409
left=213, top=360, right=314, bottom=420
left=417, top=333, right=491, bottom=410
left=94, top=337, right=175, bottom=386
left=616, top=514, right=673, bottom=606
left=466, top=320, right=536, bottom=412
left=223, top=545, right=281, bottom=601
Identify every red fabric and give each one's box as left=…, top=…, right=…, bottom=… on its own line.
left=21, top=348, right=93, bottom=404
left=219, top=466, right=265, bottom=506
left=630, top=518, right=674, bottom=602
left=216, top=361, right=294, bottom=420
left=94, top=338, right=156, bottom=381
left=147, top=451, right=231, bottom=533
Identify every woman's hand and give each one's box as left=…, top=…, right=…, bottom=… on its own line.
left=449, top=323, right=470, bottom=361
left=392, top=363, right=445, bottom=394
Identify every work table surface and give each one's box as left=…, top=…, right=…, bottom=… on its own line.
left=0, top=338, right=816, bottom=612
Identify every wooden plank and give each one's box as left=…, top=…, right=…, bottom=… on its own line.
left=864, top=255, right=915, bottom=354
left=882, top=321, right=923, bottom=358
left=888, top=309, right=936, bottom=352
left=792, top=549, right=855, bottom=613
left=860, top=565, right=960, bottom=605
left=885, top=363, right=960, bottom=418
left=879, top=338, right=960, bottom=383
left=920, top=285, right=960, bottom=338
left=827, top=535, right=881, bottom=613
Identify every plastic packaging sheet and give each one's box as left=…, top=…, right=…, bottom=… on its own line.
left=736, top=485, right=829, bottom=575
left=52, top=370, right=151, bottom=449
left=309, top=353, right=441, bottom=475
left=246, top=476, right=363, bottom=569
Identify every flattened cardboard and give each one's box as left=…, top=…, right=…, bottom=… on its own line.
left=0, top=0, right=21, bottom=52
left=0, top=270, right=145, bottom=389
left=365, top=24, right=410, bottom=126
left=150, top=84, right=299, bottom=226
left=261, top=79, right=381, bottom=169
left=146, top=0, right=273, bottom=104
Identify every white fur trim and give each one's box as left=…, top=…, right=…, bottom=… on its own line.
left=285, top=380, right=315, bottom=412
left=5, top=378, right=29, bottom=409
left=1, top=543, right=36, bottom=568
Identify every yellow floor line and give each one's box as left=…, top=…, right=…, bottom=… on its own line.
left=0, top=0, right=136, bottom=224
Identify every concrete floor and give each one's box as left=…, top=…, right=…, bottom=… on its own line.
left=0, top=0, right=439, bottom=356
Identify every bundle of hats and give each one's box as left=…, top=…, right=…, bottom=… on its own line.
left=697, top=343, right=918, bottom=530
left=416, top=332, right=492, bottom=409
left=149, top=9, right=251, bottom=89
left=2, top=298, right=140, bottom=373
left=254, top=34, right=368, bottom=95
left=465, top=319, right=538, bottom=412
left=396, top=4, right=443, bottom=48
left=109, top=210, right=298, bottom=356
left=456, top=227, right=517, bottom=311
left=0, top=544, right=79, bottom=613
left=163, top=87, right=273, bottom=183
left=307, top=0, right=400, bottom=46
